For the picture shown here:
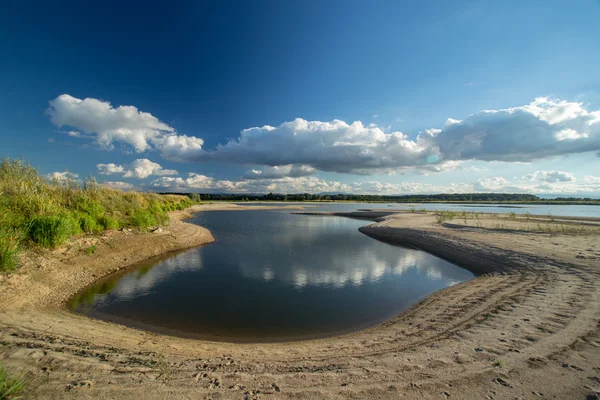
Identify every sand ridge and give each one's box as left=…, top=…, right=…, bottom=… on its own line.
left=0, top=205, right=599, bottom=399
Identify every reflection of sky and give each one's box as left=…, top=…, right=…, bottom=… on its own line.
left=80, top=211, right=472, bottom=309
left=93, top=251, right=204, bottom=305
left=239, top=244, right=460, bottom=289
left=200, top=211, right=469, bottom=289
left=72, top=211, right=477, bottom=340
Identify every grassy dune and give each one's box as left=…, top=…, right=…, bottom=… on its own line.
left=0, top=158, right=198, bottom=272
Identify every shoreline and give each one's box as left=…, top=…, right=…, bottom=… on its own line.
left=0, top=205, right=599, bottom=399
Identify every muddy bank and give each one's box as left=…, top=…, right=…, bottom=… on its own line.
left=0, top=207, right=599, bottom=399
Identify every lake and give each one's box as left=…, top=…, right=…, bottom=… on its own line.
left=239, top=201, right=600, bottom=218
left=69, top=210, right=474, bottom=342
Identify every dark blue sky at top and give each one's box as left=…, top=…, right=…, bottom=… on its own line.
left=1, top=0, right=599, bottom=183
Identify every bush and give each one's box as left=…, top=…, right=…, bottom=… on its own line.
left=77, top=212, right=99, bottom=233
left=131, top=209, right=155, bottom=230
left=28, top=215, right=75, bottom=248
left=98, top=215, right=119, bottom=230
left=75, top=198, right=105, bottom=219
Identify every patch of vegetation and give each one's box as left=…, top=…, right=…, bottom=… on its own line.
left=28, top=215, right=75, bottom=248
left=0, top=365, right=26, bottom=399
left=435, top=211, right=457, bottom=224
left=0, top=158, right=200, bottom=272
left=85, top=245, right=97, bottom=256
left=0, top=223, right=22, bottom=272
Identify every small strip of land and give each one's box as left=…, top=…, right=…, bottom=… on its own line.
left=1, top=205, right=599, bottom=399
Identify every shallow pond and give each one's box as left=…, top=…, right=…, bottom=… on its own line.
left=70, top=210, right=473, bottom=342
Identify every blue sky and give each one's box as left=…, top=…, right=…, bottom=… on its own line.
left=1, top=0, right=600, bottom=195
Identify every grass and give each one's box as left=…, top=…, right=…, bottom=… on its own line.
left=0, top=366, right=26, bottom=399
left=0, top=158, right=200, bottom=272
left=435, top=210, right=457, bottom=224
left=85, top=245, right=97, bottom=255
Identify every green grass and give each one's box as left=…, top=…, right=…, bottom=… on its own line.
left=0, top=158, right=200, bottom=272
left=435, top=210, right=457, bottom=224
left=28, top=215, right=75, bottom=248
left=0, top=366, right=26, bottom=399
left=85, top=245, right=97, bottom=256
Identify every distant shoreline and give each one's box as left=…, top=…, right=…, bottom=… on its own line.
left=208, top=199, right=600, bottom=206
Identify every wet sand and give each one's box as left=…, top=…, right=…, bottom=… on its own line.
left=0, top=205, right=599, bottom=399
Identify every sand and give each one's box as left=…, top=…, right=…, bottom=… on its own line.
left=1, top=204, right=599, bottom=399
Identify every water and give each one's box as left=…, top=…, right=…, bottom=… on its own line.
left=69, top=211, right=473, bottom=342
left=239, top=202, right=600, bottom=218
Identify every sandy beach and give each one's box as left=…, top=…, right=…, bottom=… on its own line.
left=1, top=204, right=599, bottom=399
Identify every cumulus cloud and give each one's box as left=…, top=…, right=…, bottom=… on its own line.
left=97, top=158, right=178, bottom=179
left=204, top=119, right=436, bottom=173
left=204, top=97, right=599, bottom=171
left=523, top=170, right=576, bottom=183
left=48, top=95, right=600, bottom=176
left=47, top=94, right=205, bottom=158
left=473, top=177, right=510, bottom=191
left=97, top=163, right=125, bottom=175
left=584, top=176, right=600, bottom=184
left=242, top=164, right=317, bottom=180
left=151, top=175, right=351, bottom=194
left=185, top=98, right=600, bottom=172
left=151, top=175, right=471, bottom=195
left=435, top=98, right=600, bottom=163
left=46, top=171, right=79, bottom=182
left=149, top=171, right=600, bottom=195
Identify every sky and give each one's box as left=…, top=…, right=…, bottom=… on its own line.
left=1, top=0, right=600, bottom=196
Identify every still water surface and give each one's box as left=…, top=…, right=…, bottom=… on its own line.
left=240, top=202, right=600, bottom=218
left=70, top=211, right=473, bottom=342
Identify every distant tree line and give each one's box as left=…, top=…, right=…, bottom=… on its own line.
left=162, top=192, right=600, bottom=204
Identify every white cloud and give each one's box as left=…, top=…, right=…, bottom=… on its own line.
left=417, top=160, right=462, bottom=174
left=46, top=94, right=205, bottom=159
left=48, top=95, right=600, bottom=176
left=473, top=177, right=509, bottom=191
left=122, top=158, right=178, bottom=179
left=242, top=164, right=317, bottom=180
left=149, top=172, right=600, bottom=195
left=523, top=170, right=576, bottom=183
left=97, top=163, right=125, bottom=175
left=96, top=158, right=178, bottom=179
left=205, top=119, right=436, bottom=173
left=584, top=176, right=600, bottom=184
left=46, top=171, right=79, bottom=182
left=436, top=97, right=600, bottom=163
left=151, top=173, right=240, bottom=192
left=194, top=97, right=600, bottom=172
left=555, top=128, right=588, bottom=141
